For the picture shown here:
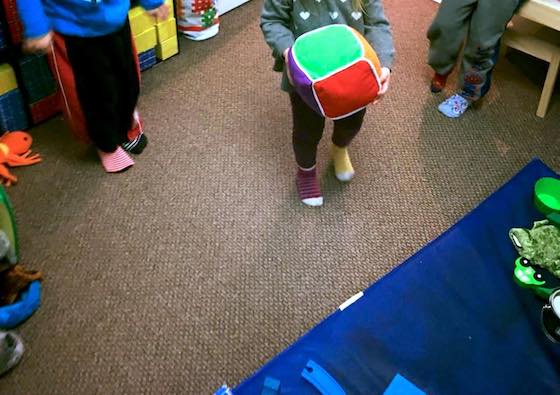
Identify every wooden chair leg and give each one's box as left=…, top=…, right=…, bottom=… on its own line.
left=537, top=54, right=560, bottom=118
left=499, top=36, right=509, bottom=62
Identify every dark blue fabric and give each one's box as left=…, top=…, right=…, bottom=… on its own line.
left=234, top=159, right=560, bottom=395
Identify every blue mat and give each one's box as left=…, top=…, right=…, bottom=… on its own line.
left=232, top=159, right=560, bottom=394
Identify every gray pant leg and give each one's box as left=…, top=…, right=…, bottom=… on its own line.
left=460, top=0, right=519, bottom=100
left=427, top=0, right=477, bottom=75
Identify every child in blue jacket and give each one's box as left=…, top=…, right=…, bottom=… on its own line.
left=17, top=0, right=168, bottom=172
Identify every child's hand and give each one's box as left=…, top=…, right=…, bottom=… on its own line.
left=23, top=32, right=53, bottom=54
left=147, top=4, right=170, bottom=21
left=374, top=67, right=391, bottom=103
left=284, top=48, right=294, bottom=85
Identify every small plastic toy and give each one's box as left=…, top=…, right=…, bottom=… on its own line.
left=213, top=385, right=233, bottom=395
left=261, top=377, right=280, bottom=395
left=0, top=265, right=42, bottom=306
left=534, top=177, right=560, bottom=225
left=383, top=374, right=425, bottom=395
left=513, top=257, right=554, bottom=300
left=541, top=288, right=560, bottom=343
left=509, top=220, right=560, bottom=278
left=514, top=257, right=546, bottom=287
left=301, top=360, right=346, bottom=395
left=0, top=185, right=18, bottom=263
left=0, top=131, right=41, bottom=186
left=510, top=177, right=560, bottom=343
left=0, top=280, right=41, bottom=329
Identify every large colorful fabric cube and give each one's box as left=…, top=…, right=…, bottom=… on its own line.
left=288, top=24, right=382, bottom=119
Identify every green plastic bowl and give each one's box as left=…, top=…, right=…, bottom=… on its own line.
left=535, top=177, right=560, bottom=224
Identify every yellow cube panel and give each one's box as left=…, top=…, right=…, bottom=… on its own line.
left=0, top=64, right=17, bottom=96
left=129, top=6, right=155, bottom=36
left=156, top=18, right=177, bottom=43
left=134, top=27, right=157, bottom=54
left=156, top=36, right=179, bottom=60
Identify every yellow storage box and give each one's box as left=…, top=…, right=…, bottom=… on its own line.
left=156, top=36, right=179, bottom=60
left=134, top=27, right=157, bottom=54
left=156, top=18, right=177, bottom=43
left=129, top=6, right=155, bottom=36
left=0, top=64, right=18, bottom=96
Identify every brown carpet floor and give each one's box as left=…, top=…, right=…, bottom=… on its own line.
left=1, top=0, right=559, bottom=393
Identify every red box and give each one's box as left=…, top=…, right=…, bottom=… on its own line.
left=2, top=0, right=23, bottom=44
left=29, top=91, right=61, bottom=125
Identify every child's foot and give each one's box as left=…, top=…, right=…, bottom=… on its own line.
left=438, top=94, right=469, bottom=118
left=98, top=147, right=135, bottom=173
left=332, top=145, right=354, bottom=182
left=122, top=133, right=148, bottom=155
left=430, top=73, right=449, bottom=93
left=122, top=111, right=148, bottom=155
left=296, top=166, right=323, bottom=207
left=0, top=332, right=24, bottom=376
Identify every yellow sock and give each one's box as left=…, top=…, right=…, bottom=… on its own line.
left=332, top=145, right=354, bottom=182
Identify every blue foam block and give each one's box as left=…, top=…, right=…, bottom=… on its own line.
left=383, top=374, right=425, bottom=395
left=261, top=377, right=280, bottom=395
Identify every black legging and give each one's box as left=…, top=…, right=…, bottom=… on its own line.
left=289, top=92, right=366, bottom=169
left=63, top=20, right=139, bottom=152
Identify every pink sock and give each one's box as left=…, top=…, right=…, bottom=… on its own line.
left=97, top=147, right=134, bottom=173
left=296, top=166, right=323, bottom=207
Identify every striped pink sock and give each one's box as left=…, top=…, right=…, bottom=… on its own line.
left=296, top=166, right=323, bottom=207
left=97, top=147, right=135, bottom=173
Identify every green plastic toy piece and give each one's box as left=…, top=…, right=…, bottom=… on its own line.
left=514, top=257, right=546, bottom=287
left=0, top=186, right=17, bottom=264
left=513, top=257, right=555, bottom=300
left=534, top=177, right=560, bottom=225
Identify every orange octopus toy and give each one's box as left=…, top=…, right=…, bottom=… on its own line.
left=0, top=131, right=41, bottom=186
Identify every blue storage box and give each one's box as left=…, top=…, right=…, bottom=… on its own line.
left=0, top=89, right=28, bottom=131
left=18, top=54, right=57, bottom=103
left=0, top=22, right=7, bottom=50
left=139, top=48, right=157, bottom=71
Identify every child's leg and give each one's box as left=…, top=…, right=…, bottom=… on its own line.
left=61, top=34, right=125, bottom=153
left=427, top=0, right=477, bottom=76
left=50, top=34, right=91, bottom=144
left=51, top=30, right=135, bottom=172
left=109, top=21, right=143, bottom=151
left=289, top=92, right=325, bottom=206
left=331, top=109, right=366, bottom=182
left=290, top=93, right=325, bottom=169
left=479, top=40, right=502, bottom=98
left=460, top=0, right=519, bottom=101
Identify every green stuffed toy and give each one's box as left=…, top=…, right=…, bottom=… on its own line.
left=509, top=220, right=560, bottom=278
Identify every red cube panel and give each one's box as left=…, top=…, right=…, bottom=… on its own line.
left=313, top=60, right=380, bottom=119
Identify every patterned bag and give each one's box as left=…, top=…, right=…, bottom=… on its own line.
left=175, top=0, right=220, bottom=41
